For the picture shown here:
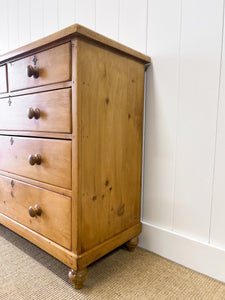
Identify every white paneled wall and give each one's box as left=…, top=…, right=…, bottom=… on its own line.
left=30, top=1, right=44, bottom=41
left=76, top=0, right=95, bottom=29
left=1, top=0, right=225, bottom=282
left=43, top=0, right=58, bottom=36
left=119, top=0, right=147, bottom=53
left=19, top=0, right=30, bottom=46
left=143, top=0, right=181, bottom=229
left=96, top=0, right=119, bottom=40
left=173, top=0, right=223, bottom=241
left=211, top=5, right=225, bottom=248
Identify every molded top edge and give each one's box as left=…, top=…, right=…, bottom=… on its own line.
left=0, top=24, right=151, bottom=64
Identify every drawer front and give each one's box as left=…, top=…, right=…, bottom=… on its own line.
left=0, top=89, right=71, bottom=133
left=8, top=43, right=71, bottom=91
left=0, top=136, right=71, bottom=189
left=0, top=65, right=7, bottom=93
left=0, top=176, right=71, bottom=249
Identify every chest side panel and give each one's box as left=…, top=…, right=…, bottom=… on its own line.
left=77, top=39, right=145, bottom=252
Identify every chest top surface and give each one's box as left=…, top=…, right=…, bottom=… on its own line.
left=0, top=23, right=150, bottom=65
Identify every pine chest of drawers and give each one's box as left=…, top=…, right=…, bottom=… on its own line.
left=0, top=24, right=150, bottom=289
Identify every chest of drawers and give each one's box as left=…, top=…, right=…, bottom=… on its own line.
left=0, top=24, right=150, bottom=289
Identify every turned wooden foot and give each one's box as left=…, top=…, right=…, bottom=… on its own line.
left=125, top=236, right=139, bottom=252
left=68, top=268, right=88, bottom=289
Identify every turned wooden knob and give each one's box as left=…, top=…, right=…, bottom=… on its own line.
left=28, top=154, right=41, bottom=165
left=26, top=65, right=39, bottom=78
left=27, top=107, right=40, bottom=119
left=29, top=204, right=41, bottom=217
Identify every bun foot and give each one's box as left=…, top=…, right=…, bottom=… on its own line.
left=68, top=268, right=88, bottom=289
left=125, top=236, right=139, bottom=252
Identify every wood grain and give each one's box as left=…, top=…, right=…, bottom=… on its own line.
left=0, top=89, right=71, bottom=133
left=0, top=131, right=72, bottom=140
left=71, top=39, right=79, bottom=254
left=0, top=212, right=140, bottom=270
left=76, top=39, right=145, bottom=252
left=0, top=136, right=72, bottom=189
left=0, top=24, right=148, bottom=289
left=0, top=176, right=71, bottom=249
left=0, top=213, right=77, bottom=268
left=0, top=24, right=150, bottom=64
left=76, top=223, right=142, bottom=269
left=8, top=42, right=71, bottom=91
left=0, top=170, right=72, bottom=197
left=0, top=81, right=72, bottom=99
left=68, top=268, right=88, bottom=289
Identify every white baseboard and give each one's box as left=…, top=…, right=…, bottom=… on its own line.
left=139, top=221, right=225, bottom=283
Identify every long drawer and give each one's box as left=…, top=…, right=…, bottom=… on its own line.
left=0, top=176, right=71, bottom=249
left=0, top=136, right=71, bottom=189
left=0, top=65, right=7, bottom=93
left=0, top=89, right=71, bottom=133
left=8, top=43, right=71, bottom=91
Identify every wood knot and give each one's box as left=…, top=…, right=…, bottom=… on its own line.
left=92, top=195, right=97, bottom=201
left=105, top=180, right=109, bottom=186
left=105, top=97, right=109, bottom=104
left=117, top=204, right=125, bottom=216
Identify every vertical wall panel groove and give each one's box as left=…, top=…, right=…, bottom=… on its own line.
left=76, top=0, right=96, bottom=30
left=44, top=0, right=58, bottom=36
left=0, top=0, right=9, bottom=54
left=58, top=0, right=76, bottom=30
left=208, top=0, right=225, bottom=244
left=141, top=0, right=149, bottom=220
left=145, top=0, right=148, bottom=54
left=171, top=0, right=183, bottom=231
left=9, top=0, right=19, bottom=50
left=19, top=0, right=30, bottom=47
left=119, top=0, right=147, bottom=53
left=30, top=0, right=44, bottom=42
left=143, top=0, right=181, bottom=229
left=210, top=0, right=225, bottom=248
left=173, top=0, right=223, bottom=241
left=96, top=0, right=119, bottom=40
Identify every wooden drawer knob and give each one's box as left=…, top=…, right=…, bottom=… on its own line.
left=27, top=107, right=40, bottom=119
left=28, top=154, right=42, bottom=165
left=29, top=204, right=42, bottom=217
left=26, top=65, right=39, bottom=78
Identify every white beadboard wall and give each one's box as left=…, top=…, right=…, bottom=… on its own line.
left=1, top=0, right=225, bottom=283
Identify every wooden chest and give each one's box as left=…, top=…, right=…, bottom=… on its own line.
left=0, top=24, right=150, bottom=289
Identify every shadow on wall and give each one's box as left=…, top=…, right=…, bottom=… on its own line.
left=143, top=57, right=178, bottom=227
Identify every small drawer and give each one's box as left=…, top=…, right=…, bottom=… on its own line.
left=0, top=136, right=71, bottom=189
left=0, top=65, right=7, bottom=94
left=0, top=89, right=71, bottom=133
left=0, top=176, right=71, bottom=249
left=8, top=43, right=71, bottom=91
